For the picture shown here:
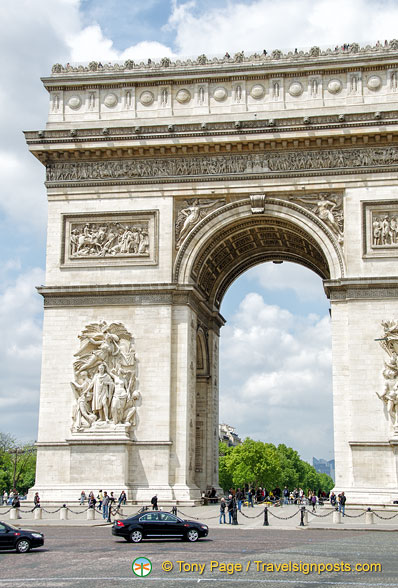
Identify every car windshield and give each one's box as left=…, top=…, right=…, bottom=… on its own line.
left=3, top=522, right=17, bottom=530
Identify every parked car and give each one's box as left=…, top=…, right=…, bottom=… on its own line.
left=0, top=521, right=44, bottom=553
left=112, top=511, right=208, bottom=543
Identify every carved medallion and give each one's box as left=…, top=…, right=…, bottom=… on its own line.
left=250, top=84, right=265, bottom=99
left=140, top=91, right=154, bottom=106
left=367, top=75, right=382, bottom=91
left=213, top=87, right=228, bottom=101
left=67, top=95, right=82, bottom=110
left=104, top=93, right=118, bottom=107
left=327, top=79, right=342, bottom=94
left=288, top=82, right=303, bottom=97
left=176, top=89, right=191, bottom=104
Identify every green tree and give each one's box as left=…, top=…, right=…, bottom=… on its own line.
left=219, top=437, right=334, bottom=495
left=0, top=433, right=36, bottom=494
left=218, top=442, right=234, bottom=492
left=223, top=439, right=282, bottom=490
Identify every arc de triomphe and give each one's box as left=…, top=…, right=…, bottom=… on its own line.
left=26, top=43, right=398, bottom=503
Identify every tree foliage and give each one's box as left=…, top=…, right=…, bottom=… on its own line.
left=219, top=438, right=334, bottom=494
left=0, top=433, right=36, bottom=494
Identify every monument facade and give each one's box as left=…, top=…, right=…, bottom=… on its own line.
left=26, top=42, right=398, bottom=503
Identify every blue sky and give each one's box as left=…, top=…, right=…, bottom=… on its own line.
left=1, top=0, right=398, bottom=463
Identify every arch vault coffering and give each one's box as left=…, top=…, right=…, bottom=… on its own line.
left=175, top=198, right=345, bottom=309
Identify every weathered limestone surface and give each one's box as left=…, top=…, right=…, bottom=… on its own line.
left=26, top=43, right=398, bottom=503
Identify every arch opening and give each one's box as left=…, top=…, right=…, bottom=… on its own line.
left=190, top=215, right=331, bottom=309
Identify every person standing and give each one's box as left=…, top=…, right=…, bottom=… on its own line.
left=97, top=490, right=103, bottom=509
left=102, top=491, right=110, bottom=520
left=338, top=492, right=346, bottom=516
left=283, top=486, right=289, bottom=505
left=227, top=495, right=234, bottom=524
left=236, top=488, right=244, bottom=511
left=219, top=497, right=226, bottom=524
left=151, top=495, right=158, bottom=510
left=80, top=490, right=86, bottom=505
left=311, top=494, right=317, bottom=512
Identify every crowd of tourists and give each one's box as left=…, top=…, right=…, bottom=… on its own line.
left=217, top=486, right=346, bottom=522
left=0, top=489, right=25, bottom=506
left=78, top=490, right=127, bottom=519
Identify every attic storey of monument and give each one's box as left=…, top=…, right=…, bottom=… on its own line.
left=24, top=42, right=398, bottom=503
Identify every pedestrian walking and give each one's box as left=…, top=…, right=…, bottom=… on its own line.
left=33, top=492, right=41, bottom=509
left=151, top=494, right=158, bottom=510
left=118, top=490, right=127, bottom=506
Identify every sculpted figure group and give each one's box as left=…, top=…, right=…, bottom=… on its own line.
left=71, top=321, right=140, bottom=432
left=70, top=221, right=149, bottom=258
left=372, top=214, right=398, bottom=246
left=377, top=320, right=398, bottom=435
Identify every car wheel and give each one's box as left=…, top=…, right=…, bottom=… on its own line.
left=186, top=529, right=199, bottom=542
left=16, top=539, right=31, bottom=553
left=130, top=530, right=143, bottom=543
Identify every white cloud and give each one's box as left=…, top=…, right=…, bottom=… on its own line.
left=167, top=0, right=398, bottom=56
left=220, top=293, right=333, bottom=461
left=247, top=263, right=326, bottom=302
left=0, top=266, right=45, bottom=441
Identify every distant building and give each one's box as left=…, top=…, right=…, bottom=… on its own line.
left=313, top=457, right=335, bottom=481
left=219, top=424, right=242, bottom=447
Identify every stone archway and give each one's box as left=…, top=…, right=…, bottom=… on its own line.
left=26, top=44, right=398, bottom=504
left=174, top=195, right=343, bottom=493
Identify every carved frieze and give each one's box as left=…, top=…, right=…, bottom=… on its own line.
left=363, top=201, right=398, bottom=258
left=377, top=320, right=398, bottom=437
left=70, top=321, right=140, bottom=434
left=61, top=211, right=158, bottom=267
left=175, top=198, right=226, bottom=249
left=47, top=145, right=398, bottom=186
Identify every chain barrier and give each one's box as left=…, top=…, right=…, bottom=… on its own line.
left=18, top=507, right=35, bottom=513
left=0, top=507, right=13, bottom=515
left=308, top=509, right=335, bottom=518
left=176, top=508, right=220, bottom=521
left=343, top=511, right=366, bottom=519
left=268, top=508, right=302, bottom=520
left=239, top=509, right=265, bottom=519
left=372, top=511, right=398, bottom=520
left=41, top=507, right=63, bottom=514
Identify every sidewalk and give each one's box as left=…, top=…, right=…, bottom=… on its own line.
left=2, top=503, right=398, bottom=531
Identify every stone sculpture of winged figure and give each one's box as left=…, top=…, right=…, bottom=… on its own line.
left=73, top=321, right=135, bottom=375
left=175, top=198, right=226, bottom=248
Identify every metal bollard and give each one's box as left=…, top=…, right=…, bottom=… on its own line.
left=365, top=508, right=374, bottom=525
left=34, top=507, right=42, bottom=520
left=87, top=508, right=95, bottom=520
left=263, top=506, right=269, bottom=526
left=60, top=505, right=68, bottom=520
left=10, top=508, right=19, bottom=520
left=333, top=510, right=342, bottom=524
left=300, top=506, right=306, bottom=526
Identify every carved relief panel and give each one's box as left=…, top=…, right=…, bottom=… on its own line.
left=61, top=211, right=158, bottom=267
left=363, top=201, right=398, bottom=257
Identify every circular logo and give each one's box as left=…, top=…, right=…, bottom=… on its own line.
left=132, top=556, right=152, bottom=577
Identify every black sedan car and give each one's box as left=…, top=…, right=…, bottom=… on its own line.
left=0, top=521, right=44, bottom=553
left=112, top=511, right=208, bottom=543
